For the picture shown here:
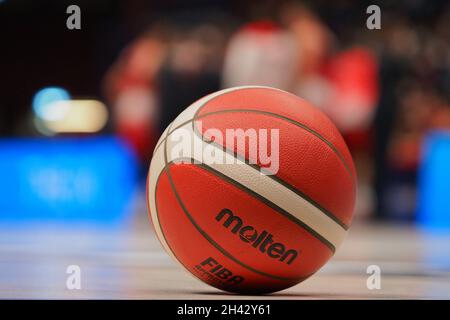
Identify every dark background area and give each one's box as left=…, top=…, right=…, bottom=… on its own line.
left=3, top=0, right=447, bottom=136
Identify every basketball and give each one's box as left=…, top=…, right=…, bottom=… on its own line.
left=3, top=0, right=448, bottom=303
left=146, top=86, right=356, bottom=294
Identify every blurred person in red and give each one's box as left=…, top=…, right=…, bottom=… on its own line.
left=103, top=24, right=170, bottom=167
left=222, top=20, right=298, bottom=91
left=280, top=3, right=333, bottom=106
left=280, top=2, right=379, bottom=219
left=280, top=3, right=378, bottom=137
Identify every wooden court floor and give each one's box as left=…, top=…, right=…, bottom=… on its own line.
left=1, top=212, right=450, bottom=299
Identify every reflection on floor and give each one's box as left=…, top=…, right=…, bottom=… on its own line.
left=1, top=213, right=450, bottom=299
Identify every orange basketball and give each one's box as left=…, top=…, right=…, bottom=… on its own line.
left=146, top=86, right=356, bottom=294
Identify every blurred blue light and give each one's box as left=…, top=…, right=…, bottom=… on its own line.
left=32, top=87, right=70, bottom=120
left=418, top=131, right=450, bottom=230
left=0, top=137, right=138, bottom=224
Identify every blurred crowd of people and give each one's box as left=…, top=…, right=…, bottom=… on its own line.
left=102, top=1, right=450, bottom=221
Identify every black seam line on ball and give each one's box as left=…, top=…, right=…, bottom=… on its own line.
left=165, top=156, right=336, bottom=253
left=193, top=108, right=354, bottom=179
left=155, top=87, right=279, bottom=155
left=163, top=163, right=303, bottom=282
left=153, top=88, right=235, bottom=155
left=191, top=160, right=336, bottom=253
left=197, top=139, right=349, bottom=231
left=155, top=170, right=253, bottom=293
left=154, top=120, right=186, bottom=266
left=163, top=127, right=301, bottom=282
left=158, top=123, right=237, bottom=287
left=153, top=169, right=205, bottom=283
left=153, top=108, right=351, bottom=230
left=156, top=107, right=354, bottom=182
left=193, top=109, right=350, bottom=231
left=191, top=86, right=353, bottom=180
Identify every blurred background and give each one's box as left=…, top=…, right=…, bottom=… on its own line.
left=0, top=0, right=450, bottom=298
